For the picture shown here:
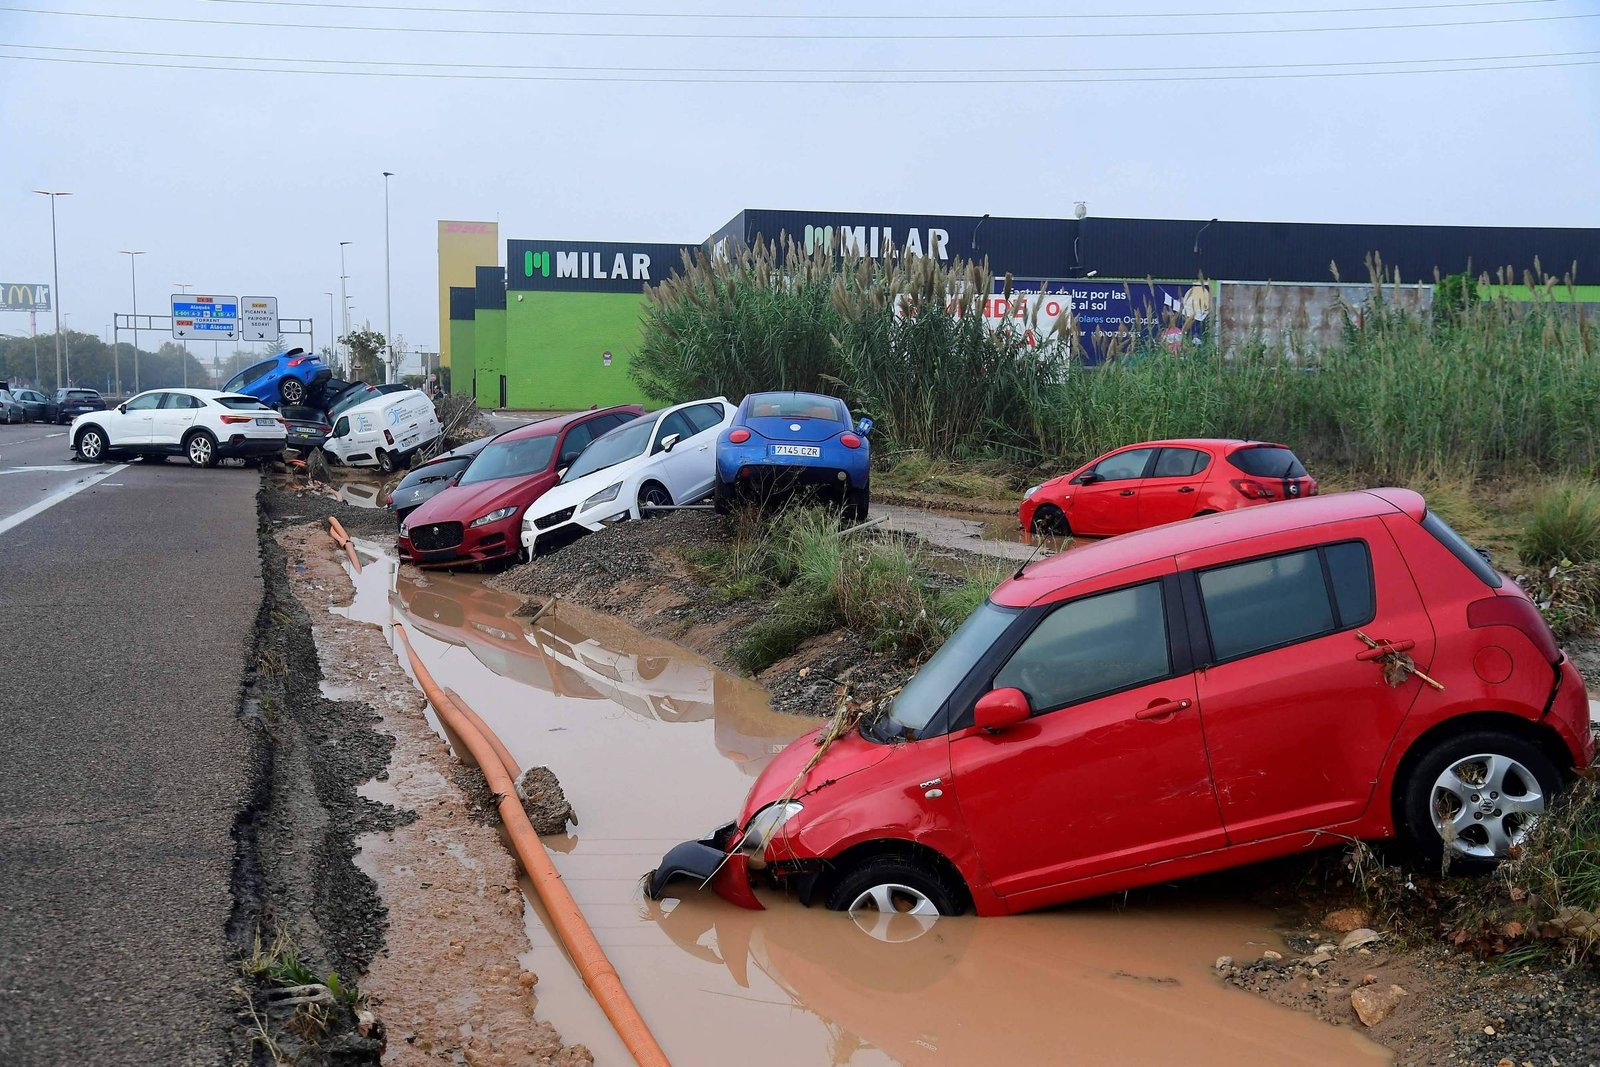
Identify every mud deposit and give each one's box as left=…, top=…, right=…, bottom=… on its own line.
left=278, top=524, right=589, bottom=1066
left=337, top=557, right=1390, bottom=1066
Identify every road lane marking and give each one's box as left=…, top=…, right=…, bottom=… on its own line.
left=0, top=464, right=82, bottom=475
left=0, top=463, right=129, bottom=539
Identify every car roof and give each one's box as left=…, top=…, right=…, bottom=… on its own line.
left=494, top=405, right=643, bottom=442
left=992, top=488, right=1426, bottom=608
left=1099, top=438, right=1289, bottom=451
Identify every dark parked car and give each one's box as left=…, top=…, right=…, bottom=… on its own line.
left=281, top=405, right=333, bottom=452
left=54, top=388, right=106, bottom=424
left=387, top=437, right=492, bottom=524
left=12, top=388, right=57, bottom=422
left=0, top=389, right=24, bottom=424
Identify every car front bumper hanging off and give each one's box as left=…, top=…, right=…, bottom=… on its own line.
left=645, top=824, right=764, bottom=910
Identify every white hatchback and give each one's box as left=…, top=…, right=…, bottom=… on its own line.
left=72, top=388, right=287, bottom=467
left=521, top=397, right=733, bottom=555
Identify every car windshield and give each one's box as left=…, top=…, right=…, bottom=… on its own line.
left=66, top=390, right=99, bottom=400
left=1230, top=445, right=1308, bottom=479
left=399, top=457, right=469, bottom=490
left=216, top=396, right=271, bottom=411
left=868, top=601, right=1019, bottom=741
left=460, top=435, right=557, bottom=485
left=746, top=394, right=843, bottom=422
left=561, top=418, right=652, bottom=482
left=329, top=385, right=382, bottom=417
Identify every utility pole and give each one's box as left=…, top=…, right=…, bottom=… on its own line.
left=120, top=251, right=146, bottom=393
left=339, top=240, right=352, bottom=377
left=382, top=171, right=394, bottom=384
left=33, top=190, right=70, bottom=390
left=174, top=283, right=192, bottom=386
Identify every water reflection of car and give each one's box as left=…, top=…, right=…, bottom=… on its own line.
left=528, top=620, right=715, bottom=724
left=711, top=674, right=809, bottom=777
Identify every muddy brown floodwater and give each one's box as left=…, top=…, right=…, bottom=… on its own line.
left=340, top=538, right=1390, bottom=1066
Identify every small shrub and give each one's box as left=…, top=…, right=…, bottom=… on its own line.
left=1519, top=482, right=1600, bottom=567
left=1522, top=560, right=1600, bottom=639
left=1504, top=778, right=1600, bottom=920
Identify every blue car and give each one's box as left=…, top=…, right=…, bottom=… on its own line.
left=222, top=348, right=333, bottom=408
left=713, top=391, right=872, bottom=520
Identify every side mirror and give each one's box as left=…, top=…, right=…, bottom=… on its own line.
left=659, top=433, right=681, bottom=453
left=974, top=687, right=1031, bottom=732
left=856, top=417, right=874, bottom=436
left=1075, top=471, right=1100, bottom=485
left=556, top=467, right=569, bottom=479
left=118, top=403, right=127, bottom=414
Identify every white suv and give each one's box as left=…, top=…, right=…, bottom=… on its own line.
left=72, top=388, right=287, bottom=468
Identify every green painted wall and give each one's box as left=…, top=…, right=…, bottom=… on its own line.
left=473, top=308, right=506, bottom=407
left=449, top=319, right=476, bottom=398
left=504, top=291, right=649, bottom=410
left=1478, top=284, right=1600, bottom=304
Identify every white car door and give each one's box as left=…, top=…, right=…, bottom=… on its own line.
left=651, top=407, right=715, bottom=502
left=113, top=392, right=165, bottom=446
left=150, top=392, right=203, bottom=447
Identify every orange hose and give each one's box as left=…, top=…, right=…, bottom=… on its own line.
left=393, top=622, right=670, bottom=1067
left=326, top=516, right=363, bottom=573
left=444, top=686, right=520, bottom=778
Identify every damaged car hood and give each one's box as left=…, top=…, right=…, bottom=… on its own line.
left=739, top=725, right=894, bottom=824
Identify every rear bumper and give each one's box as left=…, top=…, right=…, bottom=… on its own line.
left=219, top=435, right=288, bottom=458
left=1547, top=654, right=1597, bottom=769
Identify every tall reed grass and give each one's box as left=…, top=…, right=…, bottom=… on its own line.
left=634, top=241, right=1598, bottom=480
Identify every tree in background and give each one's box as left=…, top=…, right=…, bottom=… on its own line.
left=340, top=326, right=386, bottom=382
left=0, top=330, right=206, bottom=395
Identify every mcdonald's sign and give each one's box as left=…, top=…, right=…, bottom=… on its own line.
left=1, top=283, right=51, bottom=311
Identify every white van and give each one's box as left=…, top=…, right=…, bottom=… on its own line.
left=322, top=389, right=442, bottom=472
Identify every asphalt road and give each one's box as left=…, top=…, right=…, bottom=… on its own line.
left=0, top=421, right=260, bottom=1065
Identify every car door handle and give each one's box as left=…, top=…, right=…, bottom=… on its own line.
left=1119, top=489, right=1136, bottom=496
left=1357, top=639, right=1416, bottom=661
left=1135, top=698, right=1191, bottom=721
left=1178, top=486, right=1195, bottom=493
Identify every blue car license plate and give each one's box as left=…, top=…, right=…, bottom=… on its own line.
left=771, top=444, right=821, bottom=458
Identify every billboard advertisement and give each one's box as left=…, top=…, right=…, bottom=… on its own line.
left=986, top=279, right=1212, bottom=363
left=1, top=282, right=51, bottom=311
left=507, top=239, right=692, bottom=294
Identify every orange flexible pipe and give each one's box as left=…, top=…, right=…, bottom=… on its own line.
left=392, top=622, right=670, bottom=1067
left=326, top=517, right=362, bottom=573
left=444, top=686, right=520, bottom=779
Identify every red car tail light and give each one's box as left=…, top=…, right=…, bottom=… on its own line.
left=1230, top=478, right=1275, bottom=500
left=839, top=433, right=862, bottom=449
left=220, top=414, right=254, bottom=424
left=384, top=429, right=395, bottom=445
left=728, top=428, right=751, bottom=444
left=1467, top=595, right=1560, bottom=663
left=286, top=356, right=312, bottom=367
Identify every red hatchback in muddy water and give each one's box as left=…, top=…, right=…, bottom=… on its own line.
left=398, top=406, right=643, bottom=568
left=1019, top=438, right=1318, bottom=537
left=649, top=489, right=1594, bottom=920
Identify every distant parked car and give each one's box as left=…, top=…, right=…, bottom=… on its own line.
left=54, top=388, right=106, bottom=424
left=0, top=389, right=24, bottom=424
left=522, top=397, right=733, bottom=555
left=1019, top=439, right=1319, bottom=538
left=71, top=388, right=286, bottom=467
left=387, top=437, right=491, bottom=525
left=8, top=388, right=56, bottom=422
left=221, top=348, right=332, bottom=408
left=648, top=488, right=1594, bottom=919
left=397, top=405, right=644, bottom=568
left=713, top=391, right=873, bottom=521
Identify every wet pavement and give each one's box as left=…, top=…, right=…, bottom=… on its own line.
left=878, top=503, right=1070, bottom=561
left=338, top=546, right=1389, bottom=1066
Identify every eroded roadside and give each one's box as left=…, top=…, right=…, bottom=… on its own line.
left=238, top=484, right=588, bottom=1065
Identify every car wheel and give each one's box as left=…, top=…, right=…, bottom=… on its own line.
left=825, top=856, right=966, bottom=930
left=76, top=426, right=107, bottom=462
left=321, top=446, right=342, bottom=467
left=280, top=377, right=306, bottom=405
left=712, top=481, right=733, bottom=516
left=186, top=430, right=218, bottom=468
left=638, top=481, right=672, bottom=514
left=845, top=481, right=870, bottom=523
left=1030, top=504, right=1070, bottom=536
left=1400, top=730, right=1562, bottom=870
left=376, top=448, right=397, bottom=473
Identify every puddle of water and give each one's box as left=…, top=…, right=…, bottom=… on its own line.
left=347, top=561, right=1387, bottom=1066
left=924, top=506, right=1074, bottom=551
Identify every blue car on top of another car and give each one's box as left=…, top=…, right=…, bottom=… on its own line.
left=222, top=348, right=333, bottom=408
left=713, top=390, right=872, bottom=521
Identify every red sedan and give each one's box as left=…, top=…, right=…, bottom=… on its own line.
left=1019, top=438, right=1318, bottom=538
left=398, top=405, right=643, bottom=568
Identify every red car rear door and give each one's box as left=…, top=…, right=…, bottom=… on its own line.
left=949, top=572, right=1225, bottom=902
left=1177, top=519, right=1436, bottom=842
left=1069, top=446, right=1155, bottom=536
left=1137, top=446, right=1214, bottom=528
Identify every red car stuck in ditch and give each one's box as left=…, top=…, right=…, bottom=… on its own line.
left=1019, top=438, right=1318, bottom=537
left=398, top=405, right=643, bottom=568
left=648, top=489, right=1594, bottom=919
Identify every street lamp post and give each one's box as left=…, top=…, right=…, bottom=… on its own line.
left=175, top=283, right=192, bottom=386
left=32, top=190, right=71, bottom=389
left=324, top=291, right=335, bottom=365
left=382, top=171, right=394, bottom=384
left=339, top=240, right=352, bottom=377
left=120, top=251, right=146, bottom=393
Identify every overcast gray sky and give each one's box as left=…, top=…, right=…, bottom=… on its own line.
left=3, top=1, right=1597, bottom=356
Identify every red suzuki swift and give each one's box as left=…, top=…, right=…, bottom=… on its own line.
left=1019, top=438, right=1318, bottom=537
left=650, top=489, right=1594, bottom=918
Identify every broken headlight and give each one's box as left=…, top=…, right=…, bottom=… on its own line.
left=735, top=801, right=803, bottom=869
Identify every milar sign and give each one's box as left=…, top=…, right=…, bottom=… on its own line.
left=506, top=239, right=692, bottom=294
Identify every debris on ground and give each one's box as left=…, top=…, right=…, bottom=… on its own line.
left=517, top=766, right=577, bottom=835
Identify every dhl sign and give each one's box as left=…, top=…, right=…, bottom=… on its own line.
left=1, top=283, right=51, bottom=311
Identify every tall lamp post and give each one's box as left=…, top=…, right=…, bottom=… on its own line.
left=174, top=282, right=192, bottom=386
left=338, top=240, right=352, bottom=376
left=120, top=250, right=146, bottom=393
left=324, top=291, right=336, bottom=364
left=382, top=171, right=394, bottom=384
left=32, top=190, right=71, bottom=389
